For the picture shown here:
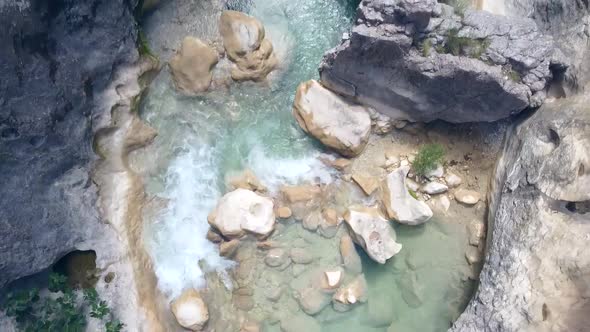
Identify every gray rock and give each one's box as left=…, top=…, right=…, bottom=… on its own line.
left=0, top=0, right=139, bottom=288
left=451, top=95, right=590, bottom=332
left=319, top=0, right=561, bottom=123
left=504, top=0, right=590, bottom=93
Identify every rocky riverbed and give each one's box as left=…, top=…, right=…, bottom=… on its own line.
left=1, top=0, right=588, bottom=331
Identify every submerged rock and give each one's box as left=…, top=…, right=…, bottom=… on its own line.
left=343, top=206, right=402, bottom=264
left=171, top=289, right=209, bottom=331
left=332, top=274, right=368, bottom=312
left=382, top=166, right=433, bottom=225
left=319, top=0, right=560, bottom=123
left=296, top=286, right=331, bottom=315
left=219, top=10, right=278, bottom=82
left=280, top=315, right=321, bottom=332
left=280, top=185, right=321, bottom=204
left=169, top=36, right=218, bottom=95
left=208, top=188, right=275, bottom=238
left=227, top=169, right=267, bottom=193
left=292, top=80, right=372, bottom=157
left=452, top=96, right=590, bottom=331
left=340, top=234, right=363, bottom=274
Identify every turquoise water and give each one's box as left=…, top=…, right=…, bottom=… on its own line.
left=135, top=1, right=475, bottom=331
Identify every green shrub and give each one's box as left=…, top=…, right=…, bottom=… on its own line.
left=408, top=189, right=419, bottom=199
left=507, top=69, right=521, bottom=82
left=413, top=144, right=445, bottom=176
left=439, top=29, right=489, bottom=59
left=442, top=0, right=470, bottom=17
left=2, top=273, right=123, bottom=332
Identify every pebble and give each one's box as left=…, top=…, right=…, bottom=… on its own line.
left=455, top=189, right=481, bottom=205
left=445, top=173, right=462, bottom=188
left=421, top=181, right=448, bottom=194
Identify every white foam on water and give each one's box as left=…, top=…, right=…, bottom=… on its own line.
left=246, top=145, right=335, bottom=192
left=146, top=143, right=234, bottom=299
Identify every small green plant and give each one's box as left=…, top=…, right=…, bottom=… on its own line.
left=106, top=320, right=125, bottom=332
left=507, top=69, right=521, bottom=82
left=442, top=0, right=470, bottom=17
left=421, top=39, right=432, bottom=57
left=408, top=189, right=419, bottom=199
left=439, top=29, right=489, bottom=59
left=413, top=144, right=445, bottom=176
left=2, top=273, right=121, bottom=332
left=137, top=29, right=156, bottom=59
left=48, top=272, right=68, bottom=293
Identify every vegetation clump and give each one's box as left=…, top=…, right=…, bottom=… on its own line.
left=441, top=0, right=470, bottom=17
left=439, top=29, right=490, bottom=59
left=413, top=143, right=445, bottom=176
left=1, top=272, right=123, bottom=332
left=420, top=39, right=433, bottom=57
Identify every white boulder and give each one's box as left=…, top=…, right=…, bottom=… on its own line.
left=171, top=289, right=209, bottom=331
left=455, top=189, right=481, bottom=205
left=382, top=166, right=433, bottom=225
left=293, top=80, right=371, bottom=157
left=208, top=188, right=275, bottom=238
left=343, top=206, right=402, bottom=264
left=421, top=181, right=448, bottom=194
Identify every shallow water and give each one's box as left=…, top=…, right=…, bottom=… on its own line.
left=134, top=0, right=475, bottom=331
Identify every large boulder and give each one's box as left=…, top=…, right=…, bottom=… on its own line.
left=171, top=289, right=209, bottom=331
left=319, top=0, right=561, bottom=123
left=293, top=80, right=372, bottom=157
left=343, top=206, right=402, bottom=264
left=169, top=36, right=218, bottom=95
left=219, top=10, right=277, bottom=82
left=451, top=95, right=590, bottom=331
left=0, top=0, right=139, bottom=288
left=208, top=188, right=275, bottom=238
left=382, top=166, right=433, bottom=225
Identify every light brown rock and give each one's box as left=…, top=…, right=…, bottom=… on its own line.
left=277, top=206, right=292, bottom=219
left=228, top=169, right=267, bottom=192
left=340, top=234, right=363, bottom=274
left=332, top=274, right=368, bottom=312
left=171, top=289, right=209, bottom=331
left=219, top=239, right=240, bottom=258
left=455, top=189, right=481, bottom=205
left=206, top=229, right=223, bottom=243
left=352, top=173, right=380, bottom=195
left=169, top=37, right=218, bottom=95
left=280, top=185, right=321, bottom=203
left=219, top=11, right=277, bottom=82
left=293, top=80, right=371, bottom=157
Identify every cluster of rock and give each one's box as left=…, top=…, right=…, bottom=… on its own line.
left=169, top=10, right=278, bottom=95
left=318, top=0, right=563, bottom=123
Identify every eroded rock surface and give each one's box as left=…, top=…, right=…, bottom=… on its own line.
left=169, top=36, right=218, bottom=95
left=171, top=289, right=209, bottom=331
left=319, top=0, right=561, bottom=122
left=0, top=0, right=138, bottom=288
left=219, top=10, right=278, bottom=82
left=293, top=80, right=371, bottom=157
left=451, top=95, right=590, bottom=331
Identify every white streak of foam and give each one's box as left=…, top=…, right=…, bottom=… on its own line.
left=147, top=143, right=234, bottom=299
left=246, top=145, right=335, bottom=192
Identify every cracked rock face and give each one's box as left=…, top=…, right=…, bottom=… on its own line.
left=319, top=0, right=560, bottom=123
left=451, top=95, right=590, bottom=332
left=0, top=0, right=138, bottom=288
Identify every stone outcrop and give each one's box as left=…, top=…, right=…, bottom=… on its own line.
left=219, top=10, right=278, bottom=82
left=504, top=0, right=590, bottom=94
left=293, top=80, right=372, bottom=157
left=169, top=36, right=218, bottom=95
left=208, top=188, right=275, bottom=238
left=171, top=289, right=209, bottom=331
left=382, top=166, right=433, bottom=225
left=344, top=206, right=402, bottom=264
left=0, top=0, right=138, bottom=288
left=319, top=0, right=562, bottom=123
left=451, top=95, right=590, bottom=331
